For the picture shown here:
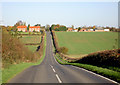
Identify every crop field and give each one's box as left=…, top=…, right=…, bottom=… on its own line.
left=55, top=32, right=118, bottom=57
left=19, top=35, right=41, bottom=44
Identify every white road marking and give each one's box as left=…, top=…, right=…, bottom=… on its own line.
left=50, top=65, right=56, bottom=72
left=72, top=66, right=119, bottom=84
left=50, top=64, right=62, bottom=83
left=56, top=74, right=62, bottom=83
left=52, top=68, right=56, bottom=72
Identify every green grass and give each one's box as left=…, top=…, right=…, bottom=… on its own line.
left=55, top=32, right=118, bottom=56
left=19, top=35, right=41, bottom=44
left=25, top=45, right=38, bottom=53
left=2, top=34, right=46, bottom=83
left=55, top=53, right=120, bottom=83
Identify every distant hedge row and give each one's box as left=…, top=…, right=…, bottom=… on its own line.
left=35, top=30, right=45, bottom=57
left=75, top=49, right=120, bottom=68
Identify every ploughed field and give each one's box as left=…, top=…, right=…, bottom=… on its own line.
left=55, top=32, right=118, bottom=57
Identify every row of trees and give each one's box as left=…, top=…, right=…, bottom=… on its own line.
left=51, top=24, right=68, bottom=31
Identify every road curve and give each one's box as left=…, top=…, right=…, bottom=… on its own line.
left=9, top=32, right=118, bottom=84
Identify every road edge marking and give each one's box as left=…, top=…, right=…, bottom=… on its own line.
left=71, top=66, right=119, bottom=84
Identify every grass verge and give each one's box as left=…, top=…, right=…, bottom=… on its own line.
left=2, top=34, right=46, bottom=83
left=55, top=53, right=120, bottom=83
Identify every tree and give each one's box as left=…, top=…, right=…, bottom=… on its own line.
left=46, top=24, right=50, bottom=31
left=27, top=24, right=30, bottom=31
left=35, top=24, right=41, bottom=26
left=72, top=25, right=74, bottom=29
left=78, top=27, right=81, bottom=32
left=14, top=20, right=26, bottom=26
left=58, top=47, right=68, bottom=54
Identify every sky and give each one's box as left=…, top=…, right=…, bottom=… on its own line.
left=0, top=0, right=119, bottom=28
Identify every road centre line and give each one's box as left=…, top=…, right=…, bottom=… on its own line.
left=50, top=65, right=62, bottom=83
left=56, top=74, right=62, bottom=83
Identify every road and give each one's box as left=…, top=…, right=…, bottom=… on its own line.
left=9, top=32, right=118, bottom=84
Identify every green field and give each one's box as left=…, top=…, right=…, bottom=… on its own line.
left=19, top=35, right=41, bottom=44
left=19, top=35, right=41, bottom=52
left=55, top=32, right=118, bottom=56
left=25, top=45, right=39, bottom=52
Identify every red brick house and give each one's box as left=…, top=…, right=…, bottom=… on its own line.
left=17, top=26, right=27, bottom=32
left=29, top=26, right=40, bottom=32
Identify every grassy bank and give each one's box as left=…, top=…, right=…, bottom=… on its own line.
left=2, top=34, right=46, bottom=83
left=55, top=53, right=120, bottom=83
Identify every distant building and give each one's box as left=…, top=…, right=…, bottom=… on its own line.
left=73, top=29, right=78, bottom=32
left=79, top=28, right=91, bottom=32
left=104, top=29, right=110, bottom=32
left=95, top=27, right=104, bottom=32
left=29, top=26, right=40, bottom=32
left=67, top=27, right=73, bottom=32
left=17, top=26, right=27, bottom=32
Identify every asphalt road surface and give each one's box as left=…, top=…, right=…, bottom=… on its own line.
left=9, top=32, right=118, bottom=84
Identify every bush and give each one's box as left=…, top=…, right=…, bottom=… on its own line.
left=75, top=49, right=120, bottom=68
left=2, top=27, right=39, bottom=68
left=58, top=47, right=68, bottom=54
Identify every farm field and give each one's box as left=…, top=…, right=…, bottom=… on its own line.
left=19, top=35, right=41, bottom=52
left=25, top=45, right=39, bottom=53
left=55, top=32, right=118, bottom=57
left=19, top=35, right=41, bottom=44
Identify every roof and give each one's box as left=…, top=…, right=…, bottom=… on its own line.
left=29, top=26, right=40, bottom=28
left=68, top=28, right=73, bottom=30
left=17, top=26, right=27, bottom=28
left=96, top=27, right=103, bottom=30
left=74, top=29, right=78, bottom=30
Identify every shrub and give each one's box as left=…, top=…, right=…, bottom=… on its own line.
left=75, top=49, right=120, bottom=68
left=58, top=47, right=68, bottom=54
left=2, top=27, right=39, bottom=68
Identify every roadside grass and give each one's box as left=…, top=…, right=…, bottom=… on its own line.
left=2, top=34, right=46, bottom=83
left=55, top=32, right=118, bottom=56
left=19, top=35, right=41, bottom=44
left=55, top=53, right=120, bottom=83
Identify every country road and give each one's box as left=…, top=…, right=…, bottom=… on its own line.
left=9, top=31, right=118, bottom=84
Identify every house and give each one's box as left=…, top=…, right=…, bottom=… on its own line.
left=29, top=26, right=40, bottom=32
left=79, top=28, right=88, bottom=32
left=73, top=29, right=78, bottom=32
left=67, top=28, right=73, bottom=32
left=95, top=27, right=104, bottom=32
left=104, top=29, right=110, bottom=32
left=17, top=26, right=27, bottom=32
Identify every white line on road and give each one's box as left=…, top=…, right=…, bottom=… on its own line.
left=71, top=66, right=119, bottom=84
left=50, top=65, right=56, bottom=72
left=50, top=65, right=62, bottom=83
left=56, top=74, right=62, bottom=83
left=52, top=68, right=56, bottom=73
